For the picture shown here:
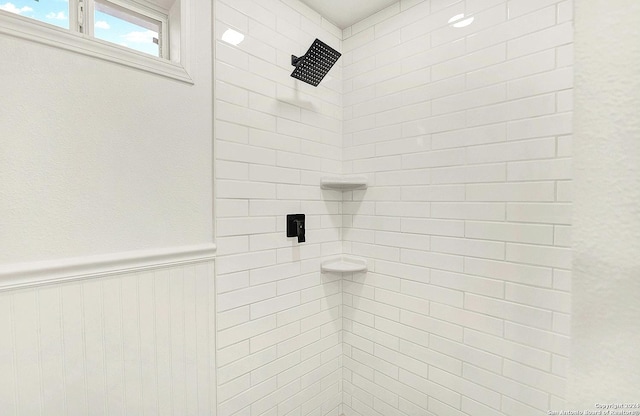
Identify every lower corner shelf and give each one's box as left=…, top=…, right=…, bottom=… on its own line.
left=321, top=256, right=367, bottom=273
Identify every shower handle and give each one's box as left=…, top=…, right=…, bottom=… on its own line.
left=294, top=219, right=305, bottom=243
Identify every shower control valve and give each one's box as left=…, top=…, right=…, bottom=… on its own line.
left=286, top=214, right=306, bottom=243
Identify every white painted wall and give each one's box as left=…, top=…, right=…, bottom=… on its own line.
left=0, top=0, right=213, bottom=264
left=341, top=1, right=573, bottom=415
left=569, top=0, right=640, bottom=405
left=0, top=1, right=216, bottom=414
left=214, top=0, right=345, bottom=415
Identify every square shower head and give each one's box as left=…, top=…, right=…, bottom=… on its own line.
left=291, top=38, right=341, bottom=87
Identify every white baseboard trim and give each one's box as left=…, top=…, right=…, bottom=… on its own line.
left=0, top=243, right=216, bottom=292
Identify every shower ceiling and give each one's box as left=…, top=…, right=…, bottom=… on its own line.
left=298, top=0, right=400, bottom=28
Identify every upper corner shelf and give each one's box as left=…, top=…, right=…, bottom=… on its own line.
left=321, top=256, right=368, bottom=274
left=320, top=175, right=368, bottom=191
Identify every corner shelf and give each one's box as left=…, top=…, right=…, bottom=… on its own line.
left=319, top=176, right=368, bottom=274
left=320, top=175, right=368, bottom=191
left=321, top=256, right=367, bottom=273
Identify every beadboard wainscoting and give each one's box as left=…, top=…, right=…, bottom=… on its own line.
left=0, top=245, right=216, bottom=415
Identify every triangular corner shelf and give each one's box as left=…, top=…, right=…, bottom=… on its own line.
left=320, top=175, right=368, bottom=191
left=321, top=256, right=367, bottom=273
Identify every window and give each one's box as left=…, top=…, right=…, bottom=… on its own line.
left=0, top=0, right=70, bottom=29
left=0, top=0, right=191, bottom=82
left=0, top=0, right=166, bottom=57
left=93, top=0, right=167, bottom=58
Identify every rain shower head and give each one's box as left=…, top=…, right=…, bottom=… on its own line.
left=291, top=38, right=341, bottom=87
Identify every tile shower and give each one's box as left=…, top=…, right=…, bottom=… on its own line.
left=215, top=0, right=572, bottom=415
left=0, top=0, right=580, bottom=414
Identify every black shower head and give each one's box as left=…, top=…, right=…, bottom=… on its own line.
left=291, top=38, right=341, bottom=87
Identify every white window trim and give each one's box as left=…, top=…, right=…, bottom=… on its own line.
left=90, top=0, right=169, bottom=59
left=0, top=0, right=194, bottom=83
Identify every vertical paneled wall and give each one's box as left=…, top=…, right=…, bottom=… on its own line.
left=341, top=1, right=573, bottom=415
left=214, top=0, right=344, bottom=415
left=0, top=261, right=214, bottom=416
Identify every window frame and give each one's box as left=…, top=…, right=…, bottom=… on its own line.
left=89, top=0, right=169, bottom=59
left=0, top=0, right=193, bottom=83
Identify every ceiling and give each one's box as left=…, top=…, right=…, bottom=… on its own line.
left=298, top=0, right=400, bottom=29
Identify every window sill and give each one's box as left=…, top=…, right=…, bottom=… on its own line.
left=0, top=11, right=193, bottom=84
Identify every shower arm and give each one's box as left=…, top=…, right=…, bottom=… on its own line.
left=291, top=54, right=304, bottom=67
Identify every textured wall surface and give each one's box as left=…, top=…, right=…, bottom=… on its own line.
left=341, top=1, right=573, bottom=415
left=569, top=0, right=640, bottom=405
left=0, top=0, right=213, bottom=264
left=214, top=0, right=345, bottom=415
left=0, top=261, right=215, bottom=415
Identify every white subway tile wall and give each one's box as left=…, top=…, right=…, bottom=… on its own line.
left=215, top=0, right=572, bottom=415
left=215, top=0, right=344, bottom=415
left=341, top=1, right=572, bottom=416
left=0, top=262, right=214, bottom=415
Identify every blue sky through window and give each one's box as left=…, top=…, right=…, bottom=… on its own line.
left=0, top=0, right=70, bottom=29
left=95, top=9, right=159, bottom=57
left=1, top=0, right=159, bottom=56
